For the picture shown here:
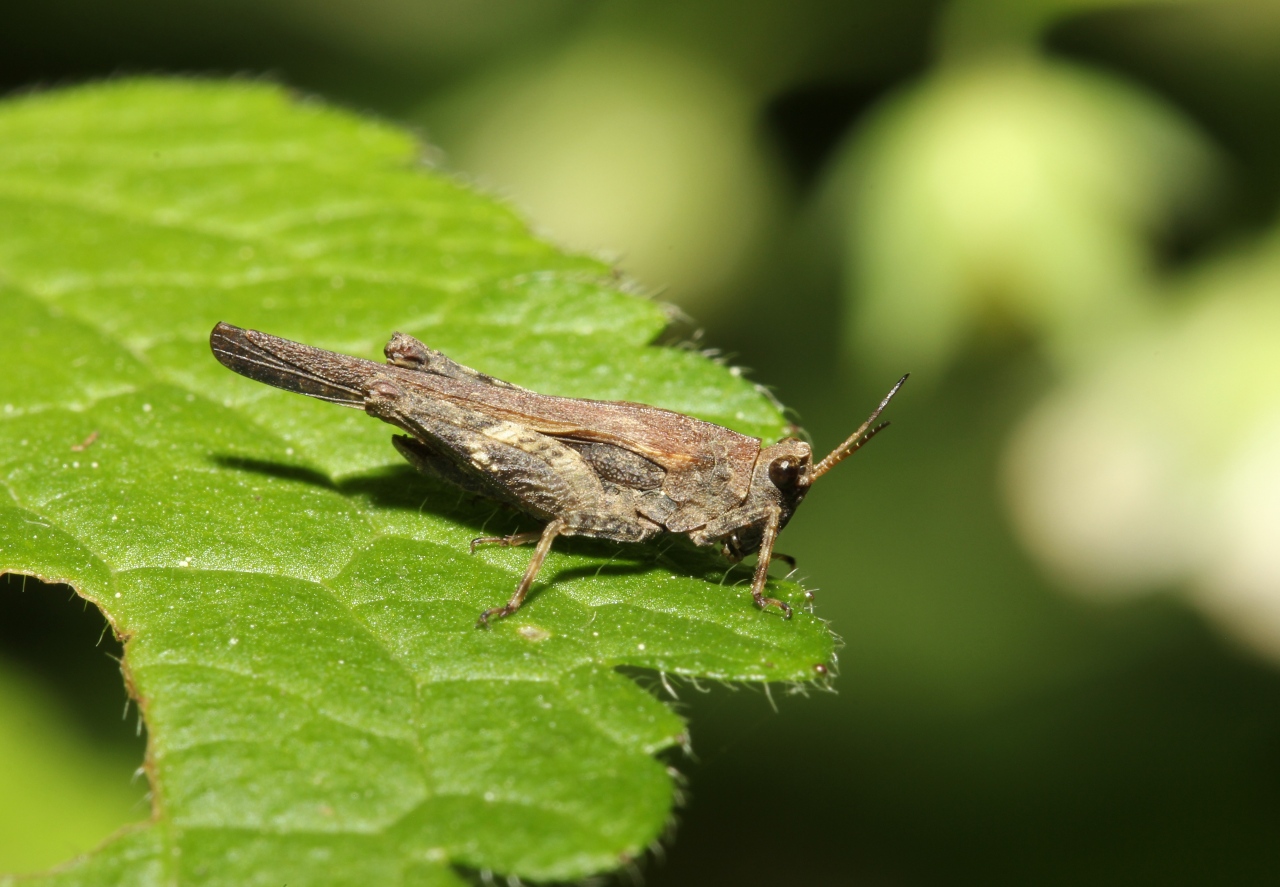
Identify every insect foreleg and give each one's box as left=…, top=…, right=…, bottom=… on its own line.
left=747, top=508, right=791, bottom=619
left=772, top=552, right=797, bottom=572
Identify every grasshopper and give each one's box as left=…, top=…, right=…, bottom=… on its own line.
left=210, top=322, right=905, bottom=625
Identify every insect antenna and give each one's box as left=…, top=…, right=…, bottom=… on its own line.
left=811, top=374, right=908, bottom=480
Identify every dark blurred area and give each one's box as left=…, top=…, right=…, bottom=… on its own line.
left=0, top=574, right=134, bottom=749
left=0, top=574, right=147, bottom=873
left=4, top=0, right=1280, bottom=883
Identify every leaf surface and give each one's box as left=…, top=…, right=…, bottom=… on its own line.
left=0, top=80, right=833, bottom=885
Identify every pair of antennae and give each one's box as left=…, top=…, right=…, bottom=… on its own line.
left=811, top=374, right=909, bottom=481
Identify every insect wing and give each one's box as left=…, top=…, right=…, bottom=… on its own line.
left=211, top=323, right=761, bottom=498
left=395, top=371, right=760, bottom=475
left=210, top=322, right=374, bottom=408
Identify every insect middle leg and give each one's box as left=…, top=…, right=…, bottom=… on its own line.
left=699, top=506, right=791, bottom=619
left=747, top=510, right=791, bottom=619
left=477, top=518, right=566, bottom=626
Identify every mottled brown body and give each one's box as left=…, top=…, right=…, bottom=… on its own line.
left=210, top=322, right=905, bottom=624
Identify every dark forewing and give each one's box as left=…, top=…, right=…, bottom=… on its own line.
left=210, top=322, right=375, bottom=408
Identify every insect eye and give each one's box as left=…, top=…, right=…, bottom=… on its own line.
left=769, top=457, right=800, bottom=489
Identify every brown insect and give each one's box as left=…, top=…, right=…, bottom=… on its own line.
left=210, top=322, right=905, bottom=626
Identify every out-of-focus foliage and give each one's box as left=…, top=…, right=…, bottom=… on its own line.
left=422, top=38, right=779, bottom=309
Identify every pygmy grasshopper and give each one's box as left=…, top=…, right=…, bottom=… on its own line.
left=210, top=322, right=905, bottom=625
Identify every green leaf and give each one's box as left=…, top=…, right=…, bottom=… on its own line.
left=0, top=80, right=834, bottom=885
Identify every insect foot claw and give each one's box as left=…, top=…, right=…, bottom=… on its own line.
left=476, top=605, right=517, bottom=629
left=752, top=591, right=793, bottom=619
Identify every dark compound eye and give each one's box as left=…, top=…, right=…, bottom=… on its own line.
left=769, top=457, right=800, bottom=489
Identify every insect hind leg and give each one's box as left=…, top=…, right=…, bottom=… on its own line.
left=392, top=435, right=524, bottom=508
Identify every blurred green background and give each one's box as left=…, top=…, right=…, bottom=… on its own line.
left=4, top=0, right=1280, bottom=882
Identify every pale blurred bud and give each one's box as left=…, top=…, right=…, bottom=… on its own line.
left=1005, top=238, right=1280, bottom=661
left=834, top=55, right=1218, bottom=375
left=418, top=39, right=778, bottom=314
